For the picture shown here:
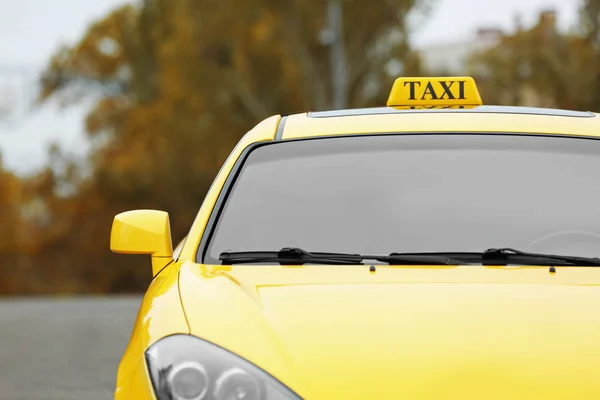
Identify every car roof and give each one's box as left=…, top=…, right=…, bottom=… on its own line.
left=277, top=105, right=600, bottom=141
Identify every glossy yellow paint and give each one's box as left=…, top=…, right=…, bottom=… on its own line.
left=115, top=262, right=189, bottom=399
left=113, top=86, right=600, bottom=398
left=281, top=110, right=600, bottom=140
left=176, top=263, right=600, bottom=399
left=387, top=76, right=482, bottom=107
left=178, top=114, right=281, bottom=261
left=114, top=115, right=281, bottom=398
left=111, top=209, right=173, bottom=276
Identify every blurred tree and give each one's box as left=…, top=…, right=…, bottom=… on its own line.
left=5, top=0, right=431, bottom=294
left=469, top=6, right=600, bottom=111
left=580, top=0, right=600, bottom=109
left=0, top=153, right=23, bottom=293
left=582, top=0, right=600, bottom=44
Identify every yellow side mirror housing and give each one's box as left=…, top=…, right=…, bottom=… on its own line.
left=110, top=209, right=174, bottom=276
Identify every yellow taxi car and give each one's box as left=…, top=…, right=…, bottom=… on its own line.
left=110, top=77, right=600, bottom=399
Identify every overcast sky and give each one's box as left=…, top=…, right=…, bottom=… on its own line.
left=0, top=0, right=582, bottom=174
left=412, top=0, right=579, bottom=47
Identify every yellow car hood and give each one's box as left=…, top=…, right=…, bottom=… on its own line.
left=178, top=263, right=600, bottom=399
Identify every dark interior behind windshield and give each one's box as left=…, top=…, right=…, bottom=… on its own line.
left=204, top=134, right=600, bottom=263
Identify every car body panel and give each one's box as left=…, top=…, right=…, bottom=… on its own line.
left=115, top=262, right=188, bottom=399
left=114, top=84, right=600, bottom=398
left=178, top=263, right=600, bottom=399
left=180, top=108, right=600, bottom=264
left=177, top=262, right=304, bottom=395
left=179, top=114, right=281, bottom=261
left=282, top=109, right=600, bottom=140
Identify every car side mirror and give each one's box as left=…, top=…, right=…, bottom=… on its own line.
left=110, top=209, right=174, bottom=276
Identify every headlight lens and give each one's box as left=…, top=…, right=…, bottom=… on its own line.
left=167, top=361, right=208, bottom=400
left=145, top=335, right=300, bottom=400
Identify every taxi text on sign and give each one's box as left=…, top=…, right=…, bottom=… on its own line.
left=387, top=77, right=483, bottom=108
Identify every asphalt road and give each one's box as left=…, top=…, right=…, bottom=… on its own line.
left=0, top=296, right=142, bottom=400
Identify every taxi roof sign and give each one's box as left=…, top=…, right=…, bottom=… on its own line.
left=387, top=77, right=483, bottom=108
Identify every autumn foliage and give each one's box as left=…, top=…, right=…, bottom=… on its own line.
left=4, top=0, right=600, bottom=295
left=469, top=1, right=600, bottom=111
left=0, top=0, right=426, bottom=294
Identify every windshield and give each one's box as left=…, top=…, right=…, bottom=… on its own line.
left=203, top=134, right=600, bottom=264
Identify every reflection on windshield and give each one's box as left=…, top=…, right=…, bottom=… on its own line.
left=205, top=134, right=600, bottom=264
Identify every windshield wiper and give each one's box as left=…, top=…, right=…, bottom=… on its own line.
left=389, top=248, right=600, bottom=266
left=482, top=248, right=600, bottom=266
left=220, top=247, right=600, bottom=267
left=219, top=247, right=468, bottom=266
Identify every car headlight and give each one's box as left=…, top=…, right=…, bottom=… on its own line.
left=145, top=334, right=301, bottom=400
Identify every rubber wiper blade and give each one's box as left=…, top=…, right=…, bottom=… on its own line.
left=481, top=248, right=600, bottom=266
left=220, top=248, right=600, bottom=266
left=220, top=248, right=468, bottom=265
left=386, top=254, right=469, bottom=265
left=394, top=249, right=600, bottom=266
left=219, top=248, right=363, bottom=265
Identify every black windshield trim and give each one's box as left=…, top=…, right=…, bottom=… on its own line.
left=196, top=141, right=272, bottom=264
left=195, top=132, right=600, bottom=264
